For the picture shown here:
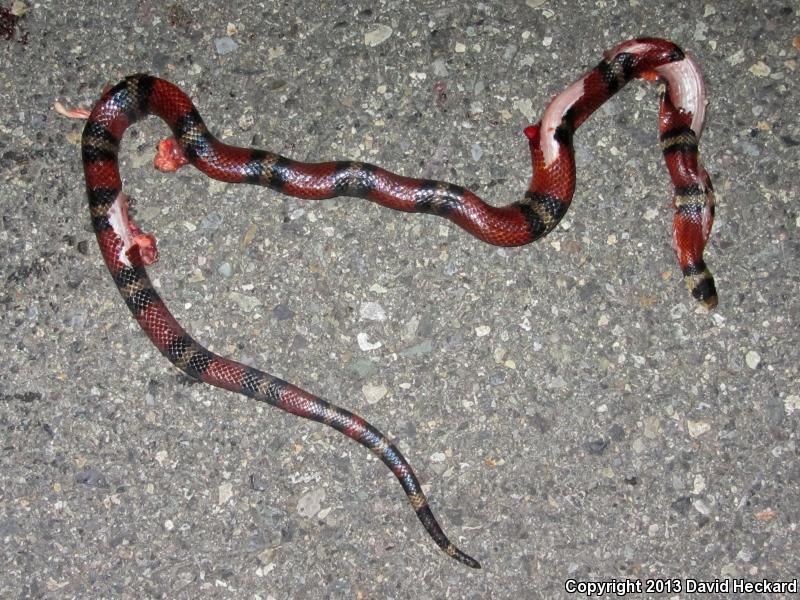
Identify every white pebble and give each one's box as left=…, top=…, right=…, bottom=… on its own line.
left=471, top=143, right=484, bottom=161
left=360, top=302, right=386, bottom=321
left=745, top=350, right=761, bottom=369
left=687, top=420, right=711, bottom=438
left=693, top=498, right=711, bottom=515
left=430, top=452, right=446, bottom=463
left=693, top=474, right=706, bottom=494
left=364, top=25, right=393, bottom=47
left=218, top=482, right=233, bottom=505
left=357, top=332, right=382, bottom=351
left=749, top=61, right=771, bottom=77
left=362, top=383, right=388, bottom=405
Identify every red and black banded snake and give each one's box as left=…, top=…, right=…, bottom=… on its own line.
left=60, top=38, right=716, bottom=568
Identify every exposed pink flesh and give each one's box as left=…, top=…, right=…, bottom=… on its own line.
left=540, top=76, right=586, bottom=166
left=654, top=54, right=707, bottom=136
left=53, top=101, right=90, bottom=119
left=538, top=42, right=707, bottom=168
left=107, top=192, right=158, bottom=266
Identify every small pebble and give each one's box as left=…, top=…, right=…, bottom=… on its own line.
left=357, top=332, right=382, bottom=351
left=218, top=482, right=233, bottom=505
left=431, top=57, right=448, bottom=76
left=693, top=474, right=706, bottom=494
left=364, top=25, right=392, bottom=47
left=297, top=488, right=325, bottom=518
left=228, top=291, right=261, bottom=312
left=643, top=416, right=661, bottom=439
left=272, top=303, right=294, bottom=321
left=586, top=439, right=608, bottom=455
left=360, top=302, right=386, bottom=321
left=693, top=498, right=711, bottom=516
left=217, top=262, right=232, bottom=278
left=470, top=143, right=483, bottom=161
left=362, top=383, right=387, bottom=405
left=214, top=37, right=239, bottom=56
left=727, top=49, right=745, bottom=66
left=749, top=61, right=771, bottom=77
left=687, top=420, right=711, bottom=438
left=201, top=212, right=224, bottom=230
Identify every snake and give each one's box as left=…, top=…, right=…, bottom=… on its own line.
left=72, top=37, right=715, bottom=569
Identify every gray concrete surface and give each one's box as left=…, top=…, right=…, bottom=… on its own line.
left=2, top=0, right=798, bottom=598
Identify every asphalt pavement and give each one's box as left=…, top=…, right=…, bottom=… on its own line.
left=1, top=1, right=798, bottom=598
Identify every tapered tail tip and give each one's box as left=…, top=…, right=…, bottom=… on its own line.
left=448, top=543, right=482, bottom=569
left=685, top=268, right=717, bottom=310
left=701, top=293, right=718, bottom=310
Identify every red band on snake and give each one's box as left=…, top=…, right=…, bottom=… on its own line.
left=78, top=38, right=715, bottom=569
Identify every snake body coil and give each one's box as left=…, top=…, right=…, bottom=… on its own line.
left=80, top=38, right=715, bottom=568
